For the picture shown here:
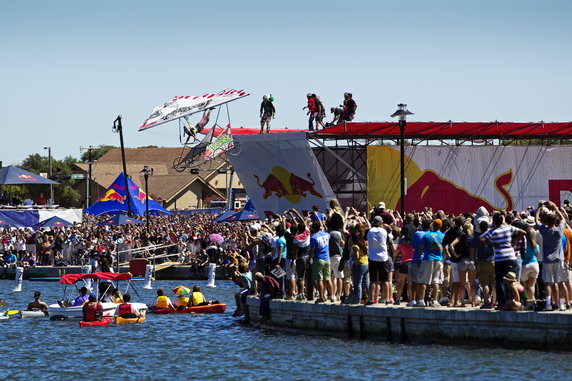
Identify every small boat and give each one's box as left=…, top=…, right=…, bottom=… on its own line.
left=115, top=311, right=147, bottom=325
left=47, top=272, right=147, bottom=320
left=151, top=303, right=226, bottom=314
left=79, top=317, right=111, bottom=327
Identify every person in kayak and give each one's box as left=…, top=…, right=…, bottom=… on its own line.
left=187, top=285, right=208, bottom=307
left=27, top=291, right=48, bottom=311
left=152, top=288, right=175, bottom=310
left=174, top=290, right=190, bottom=310
left=82, top=294, right=103, bottom=322
left=115, top=294, right=141, bottom=319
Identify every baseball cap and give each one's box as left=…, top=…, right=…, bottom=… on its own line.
left=433, top=218, right=443, bottom=228
left=378, top=202, right=386, bottom=209
left=373, top=216, right=383, bottom=225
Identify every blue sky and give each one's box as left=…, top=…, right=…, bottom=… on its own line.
left=1, top=0, right=571, bottom=164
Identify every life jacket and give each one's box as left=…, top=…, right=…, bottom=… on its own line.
left=119, top=303, right=132, bottom=316
left=83, top=302, right=99, bottom=322
left=156, top=295, right=169, bottom=309
left=191, top=292, right=206, bottom=306
left=178, top=296, right=189, bottom=307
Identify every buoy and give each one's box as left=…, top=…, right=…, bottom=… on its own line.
left=81, top=264, right=92, bottom=291
left=13, top=267, right=24, bottom=292
left=142, top=264, right=154, bottom=290
left=206, top=263, right=217, bottom=288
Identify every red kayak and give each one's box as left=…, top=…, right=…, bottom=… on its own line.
left=151, top=303, right=226, bottom=314
left=79, top=317, right=111, bottom=327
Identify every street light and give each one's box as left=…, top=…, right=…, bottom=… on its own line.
left=140, top=165, right=154, bottom=232
left=113, top=115, right=132, bottom=215
left=391, top=103, right=414, bottom=216
left=43, top=146, right=53, bottom=205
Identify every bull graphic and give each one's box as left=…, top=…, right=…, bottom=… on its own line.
left=253, top=166, right=323, bottom=204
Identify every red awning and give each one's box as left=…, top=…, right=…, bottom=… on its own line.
left=313, top=121, right=572, bottom=139
left=60, top=272, right=132, bottom=285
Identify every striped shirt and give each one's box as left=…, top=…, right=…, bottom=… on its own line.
left=484, top=225, right=520, bottom=262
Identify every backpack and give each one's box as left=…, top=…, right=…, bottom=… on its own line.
left=259, top=234, right=272, bottom=254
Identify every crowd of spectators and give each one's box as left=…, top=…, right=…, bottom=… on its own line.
left=230, top=198, right=572, bottom=318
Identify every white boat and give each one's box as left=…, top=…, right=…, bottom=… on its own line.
left=47, top=271, right=148, bottom=320
left=48, top=302, right=147, bottom=320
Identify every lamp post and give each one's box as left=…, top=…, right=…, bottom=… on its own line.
left=112, top=115, right=132, bottom=215
left=43, top=146, right=53, bottom=205
left=140, top=165, right=153, bottom=232
left=391, top=103, right=414, bottom=216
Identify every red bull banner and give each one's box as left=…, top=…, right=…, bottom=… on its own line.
left=228, top=132, right=335, bottom=217
left=367, top=145, right=572, bottom=215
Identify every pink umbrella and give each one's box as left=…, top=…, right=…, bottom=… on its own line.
left=209, top=233, right=224, bottom=244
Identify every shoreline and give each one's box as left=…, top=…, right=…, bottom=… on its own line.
left=245, top=296, right=572, bottom=351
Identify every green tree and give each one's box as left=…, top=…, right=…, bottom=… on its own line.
left=80, top=145, right=116, bottom=163
left=19, top=153, right=81, bottom=207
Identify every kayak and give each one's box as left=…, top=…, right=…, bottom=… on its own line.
left=19, top=310, right=49, bottom=319
left=79, top=317, right=111, bottom=327
left=151, top=303, right=226, bottom=314
left=115, top=314, right=146, bottom=324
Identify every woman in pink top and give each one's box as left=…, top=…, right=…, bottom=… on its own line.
left=394, top=229, right=414, bottom=305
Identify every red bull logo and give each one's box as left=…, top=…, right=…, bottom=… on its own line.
left=96, top=189, right=126, bottom=204
left=396, top=169, right=513, bottom=215
left=18, top=175, right=37, bottom=182
left=133, top=189, right=151, bottom=204
left=253, top=166, right=323, bottom=204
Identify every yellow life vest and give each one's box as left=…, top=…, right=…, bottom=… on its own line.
left=191, top=292, right=206, bottom=306
left=156, top=295, right=169, bottom=309
left=178, top=296, right=189, bottom=307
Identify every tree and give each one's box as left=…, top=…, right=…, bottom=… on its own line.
left=80, top=145, right=116, bottom=163
left=19, top=153, right=81, bottom=207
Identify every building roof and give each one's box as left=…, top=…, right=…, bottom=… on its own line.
left=75, top=147, right=228, bottom=201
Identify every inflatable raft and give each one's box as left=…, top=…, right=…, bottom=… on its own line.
left=79, top=317, right=111, bottom=327
left=151, top=303, right=226, bottom=314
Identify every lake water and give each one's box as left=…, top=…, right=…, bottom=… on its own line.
left=1, top=279, right=570, bottom=380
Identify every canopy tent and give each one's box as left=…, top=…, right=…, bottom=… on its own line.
left=33, top=216, right=74, bottom=229
left=60, top=272, right=132, bottom=285
left=98, top=214, right=144, bottom=226
left=0, top=165, right=60, bottom=185
left=222, top=200, right=261, bottom=222
left=313, top=121, right=572, bottom=139
left=84, top=173, right=171, bottom=217
left=214, top=209, right=235, bottom=222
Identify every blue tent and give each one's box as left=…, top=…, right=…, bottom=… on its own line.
left=0, top=165, right=59, bottom=185
left=98, top=214, right=144, bottom=226
left=84, top=173, right=171, bottom=217
left=34, top=216, right=74, bottom=229
left=214, top=209, right=235, bottom=222
left=222, top=200, right=261, bottom=222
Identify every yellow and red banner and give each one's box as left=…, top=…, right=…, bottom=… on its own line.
left=367, top=145, right=572, bottom=214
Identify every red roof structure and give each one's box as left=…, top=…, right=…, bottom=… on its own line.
left=202, top=126, right=306, bottom=137
left=313, top=121, right=572, bottom=139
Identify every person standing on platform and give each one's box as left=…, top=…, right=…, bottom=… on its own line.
left=341, top=92, right=357, bottom=122
left=259, top=94, right=275, bottom=134
left=417, top=219, right=445, bottom=307
left=206, top=241, right=220, bottom=288
left=307, top=220, right=333, bottom=303
left=302, top=93, right=317, bottom=131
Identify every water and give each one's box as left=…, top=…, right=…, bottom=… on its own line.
left=0, top=279, right=570, bottom=380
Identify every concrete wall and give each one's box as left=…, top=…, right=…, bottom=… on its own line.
left=246, top=297, right=572, bottom=351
